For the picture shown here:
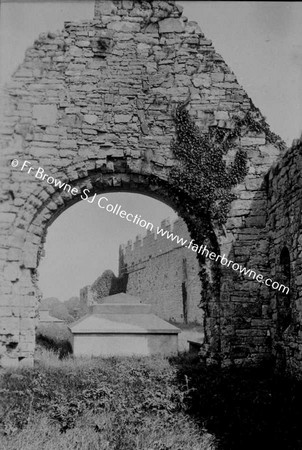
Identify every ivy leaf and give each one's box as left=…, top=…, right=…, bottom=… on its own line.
left=170, top=104, right=249, bottom=225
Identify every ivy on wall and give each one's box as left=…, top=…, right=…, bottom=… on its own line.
left=235, top=110, right=287, bottom=151
left=169, top=101, right=250, bottom=226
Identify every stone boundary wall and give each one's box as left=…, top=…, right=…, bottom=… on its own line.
left=267, top=139, right=302, bottom=376
left=120, top=217, right=203, bottom=323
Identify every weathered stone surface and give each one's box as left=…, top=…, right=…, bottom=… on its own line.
left=95, top=0, right=116, bottom=16
left=120, top=218, right=203, bottom=324
left=60, top=140, right=77, bottom=149
left=159, top=18, right=184, bottom=33
left=115, top=114, right=131, bottom=123
left=32, top=105, right=57, bottom=126
left=107, top=21, right=140, bottom=32
left=192, top=74, right=211, bottom=88
left=83, top=114, right=98, bottom=125
left=265, top=139, right=302, bottom=377
left=145, top=23, right=159, bottom=34
left=4, top=263, right=20, bottom=281
left=75, top=40, right=90, bottom=48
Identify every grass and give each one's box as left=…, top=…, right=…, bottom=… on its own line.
left=2, top=342, right=302, bottom=449
left=0, top=348, right=215, bottom=450
left=1, top=413, right=213, bottom=450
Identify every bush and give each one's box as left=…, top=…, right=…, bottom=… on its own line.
left=36, top=334, right=72, bottom=359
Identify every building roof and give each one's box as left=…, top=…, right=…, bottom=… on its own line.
left=69, top=293, right=180, bottom=335
left=98, top=293, right=142, bottom=304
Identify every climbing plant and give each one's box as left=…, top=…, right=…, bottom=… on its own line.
left=169, top=100, right=250, bottom=226
left=234, top=109, right=287, bottom=150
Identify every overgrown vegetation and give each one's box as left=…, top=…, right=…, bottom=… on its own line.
left=36, top=334, right=72, bottom=360
left=36, top=322, right=73, bottom=360
left=0, top=350, right=214, bottom=450
left=169, top=101, right=286, bottom=226
left=2, top=349, right=302, bottom=449
left=235, top=109, right=287, bottom=150
left=170, top=101, right=248, bottom=226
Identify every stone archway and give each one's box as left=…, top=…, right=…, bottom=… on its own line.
left=13, top=169, right=219, bottom=367
left=0, top=0, right=284, bottom=367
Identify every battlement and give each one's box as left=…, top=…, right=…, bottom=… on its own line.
left=119, top=216, right=191, bottom=272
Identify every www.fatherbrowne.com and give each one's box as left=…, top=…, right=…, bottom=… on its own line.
left=94, top=188, right=288, bottom=295
left=13, top=159, right=289, bottom=295
left=156, top=227, right=289, bottom=294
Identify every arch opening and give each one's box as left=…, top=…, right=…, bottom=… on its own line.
left=32, top=175, right=221, bottom=359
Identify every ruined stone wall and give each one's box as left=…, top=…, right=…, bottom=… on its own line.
left=267, top=139, right=302, bottom=376
left=120, top=217, right=203, bottom=323
left=79, top=285, right=94, bottom=307
left=79, top=269, right=127, bottom=307
left=0, top=0, right=284, bottom=367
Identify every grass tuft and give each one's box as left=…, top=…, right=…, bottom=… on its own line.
left=2, top=349, right=302, bottom=449
left=0, top=349, right=215, bottom=450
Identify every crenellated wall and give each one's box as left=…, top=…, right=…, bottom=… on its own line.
left=119, top=217, right=203, bottom=323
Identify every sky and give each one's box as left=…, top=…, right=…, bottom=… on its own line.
left=0, top=1, right=301, bottom=301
